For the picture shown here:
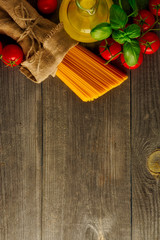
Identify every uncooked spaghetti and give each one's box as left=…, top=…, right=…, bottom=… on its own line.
left=56, top=45, right=128, bottom=101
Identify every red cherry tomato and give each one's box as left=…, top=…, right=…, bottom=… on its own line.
left=2, top=44, right=24, bottom=67
left=37, top=0, right=57, bottom=14
left=99, top=38, right=122, bottom=61
left=133, top=10, right=155, bottom=32
left=149, top=0, right=160, bottom=16
left=0, top=41, right=2, bottom=55
left=121, top=52, right=143, bottom=69
left=139, top=32, right=160, bottom=54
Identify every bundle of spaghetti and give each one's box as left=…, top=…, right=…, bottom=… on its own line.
left=56, top=45, right=128, bottom=102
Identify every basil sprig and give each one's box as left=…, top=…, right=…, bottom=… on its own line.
left=91, top=23, right=112, bottom=41
left=114, top=0, right=146, bottom=14
left=128, top=0, right=138, bottom=16
left=125, top=24, right=141, bottom=38
left=90, top=0, right=141, bottom=67
left=123, top=40, right=140, bottom=66
left=110, top=5, right=128, bottom=30
left=112, top=30, right=127, bottom=44
left=112, top=24, right=141, bottom=44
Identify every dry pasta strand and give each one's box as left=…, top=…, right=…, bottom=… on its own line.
left=56, top=45, right=128, bottom=102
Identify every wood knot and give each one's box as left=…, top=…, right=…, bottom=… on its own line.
left=147, top=150, right=160, bottom=177
left=84, top=224, right=106, bottom=240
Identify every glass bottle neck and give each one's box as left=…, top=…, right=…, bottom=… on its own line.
left=76, top=0, right=99, bottom=15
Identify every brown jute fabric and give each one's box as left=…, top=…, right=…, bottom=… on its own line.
left=0, top=0, right=78, bottom=83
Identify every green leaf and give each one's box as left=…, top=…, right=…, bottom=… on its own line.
left=128, top=0, right=138, bottom=16
left=110, top=4, right=128, bottom=30
left=123, top=39, right=140, bottom=66
left=128, top=0, right=137, bottom=9
left=113, top=0, right=131, bottom=14
left=113, top=0, right=149, bottom=13
left=90, top=23, right=112, bottom=41
left=112, top=30, right=126, bottom=44
left=125, top=24, right=141, bottom=38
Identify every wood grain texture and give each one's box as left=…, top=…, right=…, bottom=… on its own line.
left=42, top=74, right=131, bottom=240
left=1, top=1, right=160, bottom=240
left=41, top=1, right=131, bottom=238
left=0, top=63, right=42, bottom=240
left=131, top=48, right=160, bottom=240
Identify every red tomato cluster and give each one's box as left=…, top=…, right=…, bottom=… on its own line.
left=133, top=9, right=155, bottom=32
left=0, top=44, right=24, bottom=67
left=99, top=38, right=122, bottom=61
left=99, top=0, right=160, bottom=70
left=139, top=32, right=160, bottom=54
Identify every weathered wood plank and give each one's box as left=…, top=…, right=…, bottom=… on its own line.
left=42, top=72, right=131, bottom=240
left=0, top=63, right=42, bottom=240
left=131, top=50, right=160, bottom=240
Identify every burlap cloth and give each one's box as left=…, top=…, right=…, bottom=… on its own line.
left=0, top=0, right=78, bottom=83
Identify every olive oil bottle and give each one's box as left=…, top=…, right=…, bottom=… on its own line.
left=59, top=0, right=113, bottom=42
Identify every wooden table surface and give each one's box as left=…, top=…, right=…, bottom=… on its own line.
left=0, top=1, right=160, bottom=240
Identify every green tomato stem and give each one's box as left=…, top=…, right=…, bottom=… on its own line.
left=104, top=51, right=123, bottom=65
left=128, top=11, right=137, bottom=18
left=1, top=58, right=10, bottom=66
left=156, top=10, right=159, bottom=21
left=119, top=0, right=123, bottom=9
left=138, top=20, right=159, bottom=39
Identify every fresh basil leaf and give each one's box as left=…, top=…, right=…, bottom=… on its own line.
left=123, top=39, right=140, bottom=66
left=112, top=29, right=134, bottom=44
left=110, top=4, right=128, bottom=30
left=113, top=0, right=149, bottom=14
left=113, top=0, right=131, bottom=14
left=128, top=0, right=138, bottom=16
left=113, top=0, right=149, bottom=11
left=90, top=23, right=112, bottom=40
left=125, top=24, right=141, bottom=38
left=112, top=30, right=126, bottom=44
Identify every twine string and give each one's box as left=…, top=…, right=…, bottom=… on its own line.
left=14, top=3, right=42, bottom=60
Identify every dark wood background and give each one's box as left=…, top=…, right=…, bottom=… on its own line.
left=0, top=0, right=160, bottom=239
